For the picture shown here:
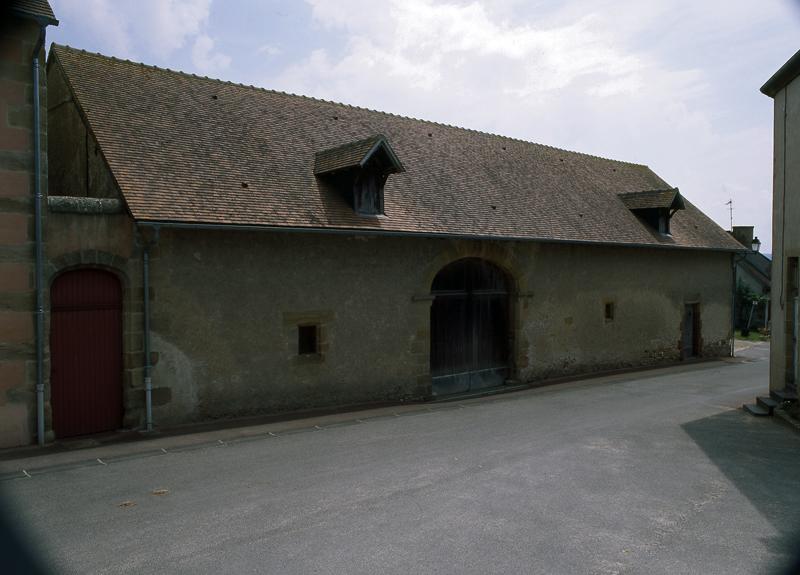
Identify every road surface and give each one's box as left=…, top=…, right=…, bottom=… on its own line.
left=2, top=342, right=798, bottom=574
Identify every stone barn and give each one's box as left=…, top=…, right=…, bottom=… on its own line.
left=0, top=34, right=744, bottom=447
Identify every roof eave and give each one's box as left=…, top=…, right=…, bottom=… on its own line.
left=134, top=219, right=746, bottom=253
left=671, top=189, right=685, bottom=211
left=761, top=49, right=800, bottom=97
left=10, top=9, right=58, bottom=26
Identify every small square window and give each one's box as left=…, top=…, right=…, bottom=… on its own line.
left=604, top=302, right=615, bottom=322
left=298, top=325, right=319, bottom=355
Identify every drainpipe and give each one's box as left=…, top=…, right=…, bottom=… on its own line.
left=32, top=26, right=46, bottom=446
left=793, top=295, right=799, bottom=393
left=730, top=254, right=737, bottom=358
left=143, top=246, right=152, bottom=431
left=141, top=226, right=159, bottom=432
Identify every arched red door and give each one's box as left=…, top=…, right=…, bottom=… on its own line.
left=51, top=269, right=123, bottom=437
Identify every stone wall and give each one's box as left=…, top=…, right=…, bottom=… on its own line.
left=770, top=72, right=800, bottom=391
left=20, top=198, right=737, bottom=444
left=140, top=229, right=733, bottom=426
left=0, top=15, right=46, bottom=448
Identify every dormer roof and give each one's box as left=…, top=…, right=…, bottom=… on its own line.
left=314, top=135, right=404, bottom=176
left=618, top=188, right=685, bottom=211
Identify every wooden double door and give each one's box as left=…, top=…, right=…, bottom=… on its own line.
left=430, top=258, right=511, bottom=396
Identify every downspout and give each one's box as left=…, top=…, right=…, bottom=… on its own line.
left=793, top=293, right=799, bottom=393
left=143, top=246, right=152, bottom=431
left=32, top=26, right=46, bottom=446
left=731, top=254, right=737, bottom=358
left=141, top=227, right=159, bottom=432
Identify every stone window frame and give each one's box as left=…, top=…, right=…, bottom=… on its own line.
left=283, top=311, right=333, bottom=364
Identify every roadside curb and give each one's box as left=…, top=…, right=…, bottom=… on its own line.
left=0, top=401, right=490, bottom=482
left=0, top=354, right=753, bottom=480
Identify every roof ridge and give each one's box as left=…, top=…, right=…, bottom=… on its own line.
left=51, top=43, right=648, bottom=169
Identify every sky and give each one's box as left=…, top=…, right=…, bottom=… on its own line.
left=47, top=0, right=800, bottom=253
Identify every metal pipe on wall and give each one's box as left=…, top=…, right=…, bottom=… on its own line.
left=32, top=26, right=46, bottom=446
left=143, top=245, right=153, bottom=432
left=730, top=254, right=737, bottom=358
left=793, top=295, right=799, bottom=392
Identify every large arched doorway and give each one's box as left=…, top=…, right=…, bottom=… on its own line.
left=430, top=258, right=511, bottom=396
left=50, top=269, right=123, bottom=437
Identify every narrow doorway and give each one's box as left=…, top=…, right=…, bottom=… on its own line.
left=50, top=269, right=123, bottom=438
left=682, top=303, right=701, bottom=359
left=787, top=257, right=798, bottom=391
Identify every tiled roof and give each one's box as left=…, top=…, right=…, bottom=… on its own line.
left=314, top=135, right=403, bottom=175
left=8, top=0, right=58, bottom=25
left=618, top=188, right=684, bottom=210
left=49, top=44, right=744, bottom=251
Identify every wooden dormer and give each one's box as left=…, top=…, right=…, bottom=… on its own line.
left=314, top=135, right=404, bottom=216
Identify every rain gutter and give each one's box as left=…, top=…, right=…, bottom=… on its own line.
left=135, top=220, right=747, bottom=254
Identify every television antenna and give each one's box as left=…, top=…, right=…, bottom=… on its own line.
left=725, top=198, right=733, bottom=229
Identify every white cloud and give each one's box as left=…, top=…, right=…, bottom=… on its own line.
left=282, top=1, right=647, bottom=98
left=257, top=44, right=283, bottom=57
left=192, top=34, right=231, bottom=73
left=144, top=0, right=212, bottom=57
left=55, top=0, right=133, bottom=55
left=51, top=0, right=230, bottom=71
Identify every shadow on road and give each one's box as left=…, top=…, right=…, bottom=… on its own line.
left=682, top=410, right=800, bottom=574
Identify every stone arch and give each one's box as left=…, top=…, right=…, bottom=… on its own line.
left=428, top=256, right=515, bottom=396
left=408, top=240, right=535, bottom=398
left=419, top=239, right=526, bottom=297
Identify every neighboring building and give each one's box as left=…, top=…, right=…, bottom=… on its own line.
left=729, top=225, right=771, bottom=332
left=0, top=29, right=744, bottom=446
left=762, top=49, right=800, bottom=398
left=0, top=1, right=58, bottom=447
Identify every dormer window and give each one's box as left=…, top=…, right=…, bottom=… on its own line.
left=314, top=134, right=404, bottom=216
left=618, top=188, right=685, bottom=236
left=353, top=166, right=387, bottom=215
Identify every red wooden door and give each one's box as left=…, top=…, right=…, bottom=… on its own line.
left=51, top=269, right=123, bottom=438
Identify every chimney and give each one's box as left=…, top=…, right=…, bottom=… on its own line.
left=730, top=226, right=754, bottom=249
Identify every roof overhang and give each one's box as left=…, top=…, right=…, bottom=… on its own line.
left=134, top=219, right=745, bottom=253
left=761, top=49, right=800, bottom=98
left=9, top=1, right=59, bottom=26
left=314, top=135, right=404, bottom=176
left=618, top=188, right=685, bottom=211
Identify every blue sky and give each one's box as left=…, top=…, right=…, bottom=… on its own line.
left=47, top=0, right=800, bottom=252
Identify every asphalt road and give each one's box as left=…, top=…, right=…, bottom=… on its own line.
left=2, top=342, right=799, bottom=575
